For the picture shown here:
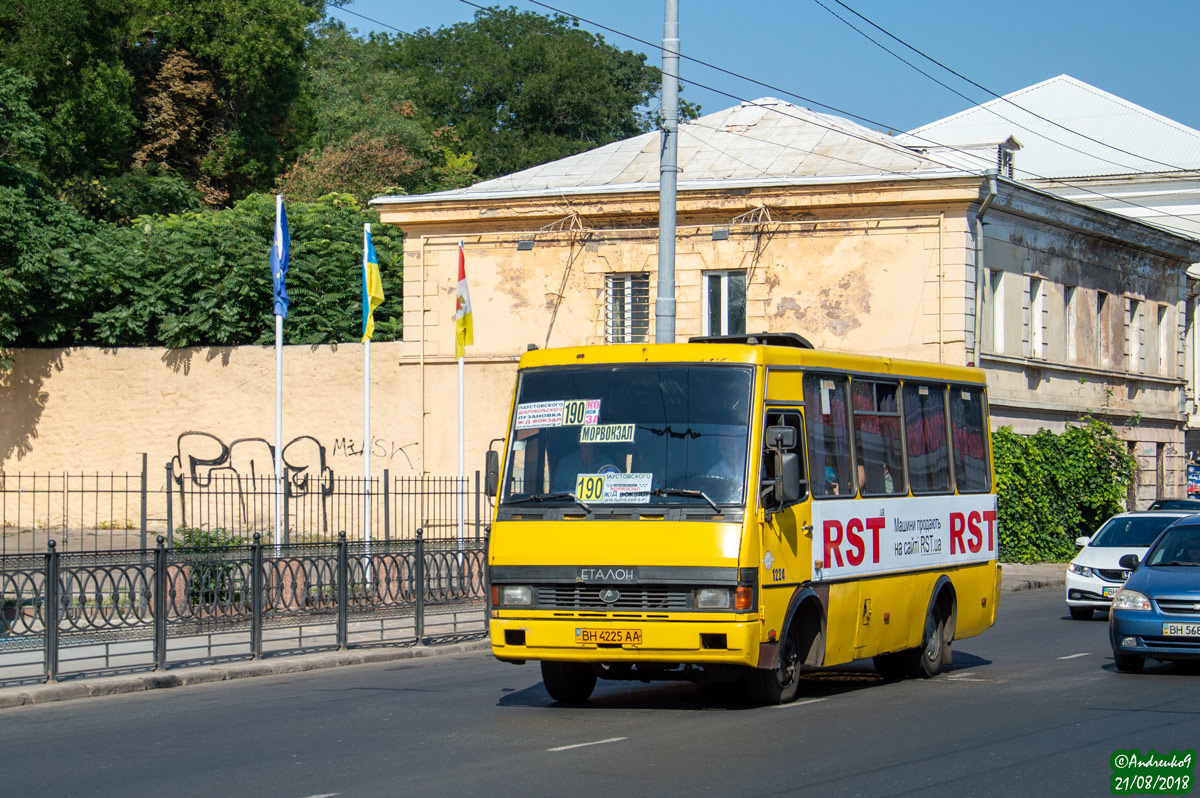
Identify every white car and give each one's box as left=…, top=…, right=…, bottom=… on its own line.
left=1065, top=511, right=1193, bottom=619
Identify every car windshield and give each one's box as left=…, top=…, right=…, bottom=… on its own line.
left=1147, top=499, right=1200, bottom=510
left=1089, top=515, right=1183, bottom=547
left=501, top=365, right=753, bottom=507
left=1143, top=525, right=1200, bottom=566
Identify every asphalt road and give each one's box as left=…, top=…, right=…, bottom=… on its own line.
left=1, top=587, right=1196, bottom=798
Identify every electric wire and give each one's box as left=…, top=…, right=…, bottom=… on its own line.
left=332, top=1, right=1200, bottom=237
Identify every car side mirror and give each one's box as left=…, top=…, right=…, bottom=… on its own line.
left=1118, top=553, right=1140, bottom=570
left=773, top=452, right=801, bottom=505
left=1075, top=536, right=1091, bottom=547
left=484, top=450, right=500, bottom=497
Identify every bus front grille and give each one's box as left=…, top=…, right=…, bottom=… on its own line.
left=536, top=586, right=691, bottom=610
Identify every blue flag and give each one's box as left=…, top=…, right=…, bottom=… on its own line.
left=271, top=196, right=289, bottom=318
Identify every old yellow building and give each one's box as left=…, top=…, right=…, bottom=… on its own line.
left=376, top=98, right=1200, bottom=504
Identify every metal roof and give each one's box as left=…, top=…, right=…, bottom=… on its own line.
left=373, top=98, right=980, bottom=205
left=904, top=75, right=1200, bottom=180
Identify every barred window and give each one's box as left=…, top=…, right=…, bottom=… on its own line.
left=606, top=273, right=650, bottom=343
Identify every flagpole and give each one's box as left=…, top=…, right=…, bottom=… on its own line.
left=457, top=240, right=466, bottom=554
left=273, top=194, right=285, bottom=558
left=363, top=224, right=372, bottom=568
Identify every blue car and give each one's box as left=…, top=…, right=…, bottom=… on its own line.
left=1109, top=516, right=1200, bottom=673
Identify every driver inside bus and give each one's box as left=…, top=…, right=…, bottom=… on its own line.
left=552, top=440, right=622, bottom=493
left=703, top=433, right=747, bottom=502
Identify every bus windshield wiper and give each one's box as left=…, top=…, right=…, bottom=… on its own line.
left=651, top=487, right=720, bottom=513
left=504, top=493, right=592, bottom=513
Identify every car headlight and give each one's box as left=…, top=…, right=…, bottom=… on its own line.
left=694, top=587, right=732, bottom=609
left=1067, top=562, right=1093, bottom=578
left=498, top=585, right=533, bottom=606
left=1112, top=589, right=1151, bottom=611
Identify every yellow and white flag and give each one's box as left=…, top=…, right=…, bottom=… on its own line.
left=454, top=241, right=473, bottom=358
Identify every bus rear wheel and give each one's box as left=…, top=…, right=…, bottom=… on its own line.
left=906, top=611, right=946, bottom=679
left=746, top=626, right=801, bottom=704
left=540, top=661, right=597, bottom=703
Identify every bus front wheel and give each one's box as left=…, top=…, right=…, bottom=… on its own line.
left=746, top=626, right=801, bottom=704
left=541, top=661, right=597, bottom=703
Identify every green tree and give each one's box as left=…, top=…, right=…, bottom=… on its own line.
left=279, top=20, right=476, bottom=203
left=391, top=7, right=664, bottom=180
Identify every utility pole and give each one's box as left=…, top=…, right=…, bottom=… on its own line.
left=656, top=0, right=679, bottom=343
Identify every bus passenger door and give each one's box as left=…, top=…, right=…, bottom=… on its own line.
left=758, top=409, right=812, bottom=630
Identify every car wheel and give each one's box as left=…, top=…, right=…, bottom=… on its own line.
left=1113, top=652, right=1145, bottom=673
left=1069, top=606, right=1094, bottom=620
left=541, top=661, right=597, bottom=702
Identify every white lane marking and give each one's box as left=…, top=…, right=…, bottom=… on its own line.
left=299, top=794, right=339, bottom=798
left=772, top=698, right=828, bottom=710
left=1058, top=652, right=1091, bottom=660
left=548, top=737, right=627, bottom=752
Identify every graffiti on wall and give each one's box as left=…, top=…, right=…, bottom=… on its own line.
left=170, top=431, right=334, bottom=535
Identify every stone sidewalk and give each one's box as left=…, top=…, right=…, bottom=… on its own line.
left=0, top=562, right=1065, bottom=710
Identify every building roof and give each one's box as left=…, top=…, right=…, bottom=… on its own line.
left=373, top=98, right=981, bottom=205
left=904, top=75, right=1200, bottom=180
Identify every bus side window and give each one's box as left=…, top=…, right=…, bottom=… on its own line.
left=851, top=379, right=906, bottom=497
left=761, top=410, right=805, bottom=507
left=903, top=383, right=950, bottom=493
left=951, top=385, right=991, bottom=492
left=803, top=373, right=852, bottom=498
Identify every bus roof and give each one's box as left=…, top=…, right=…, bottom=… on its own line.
left=516, top=339, right=986, bottom=384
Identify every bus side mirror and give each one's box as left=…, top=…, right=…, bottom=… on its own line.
left=767, top=425, right=796, bottom=449
left=485, top=450, right=500, bottom=497
left=773, top=452, right=801, bottom=505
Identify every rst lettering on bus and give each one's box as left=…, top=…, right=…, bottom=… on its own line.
left=484, top=332, right=1000, bottom=705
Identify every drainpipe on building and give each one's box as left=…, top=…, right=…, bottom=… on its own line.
left=973, top=169, right=999, bottom=367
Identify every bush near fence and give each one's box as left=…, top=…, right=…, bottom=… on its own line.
left=993, top=417, right=1136, bottom=564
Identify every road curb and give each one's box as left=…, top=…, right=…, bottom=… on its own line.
left=0, top=639, right=491, bottom=710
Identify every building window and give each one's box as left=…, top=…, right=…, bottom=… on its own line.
left=987, top=269, right=1005, bottom=354
left=703, top=270, right=747, bottom=336
left=1157, top=304, right=1170, bottom=375
left=1064, top=285, right=1077, bottom=362
left=606, top=273, right=650, bottom=344
left=1128, top=298, right=1144, bottom=373
left=1029, top=277, right=1044, bottom=358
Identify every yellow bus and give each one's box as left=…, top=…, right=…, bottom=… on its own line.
left=485, top=333, right=1000, bottom=704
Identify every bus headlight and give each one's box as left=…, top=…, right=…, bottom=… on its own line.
left=498, top=585, right=533, bottom=606
left=695, top=587, right=732, bottom=609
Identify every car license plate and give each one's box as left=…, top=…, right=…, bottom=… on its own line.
left=576, top=628, right=642, bottom=645
left=1162, top=622, right=1200, bottom=637
left=1102, top=585, right=1122, bottom=599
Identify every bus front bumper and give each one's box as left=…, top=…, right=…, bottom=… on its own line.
left=490, top=616, right=762, bottom=668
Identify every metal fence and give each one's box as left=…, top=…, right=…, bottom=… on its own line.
left=0, top=458, right=493, bottom=554
left=0, top=532, right=488, bottom=685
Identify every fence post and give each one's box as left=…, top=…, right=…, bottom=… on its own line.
left=474, top=470, right=481, bottom=543
left=140, top=453, right=149, bottom=551
left=383, top=468, right=390, bottom=543
left=337, top=531, right=348, bottom=651
left=414, top=529, right=425, bottom=643
left=165, top=461, right=174, bottom=548
left=251, top=533, right=263, bottom=660
left=43, top=540, right=59, bottom=683
left=483, top=530, right=491, bottom=633
left=154, top=536, right=167, bottom=671
left=284, top=478, right=291, bottom=546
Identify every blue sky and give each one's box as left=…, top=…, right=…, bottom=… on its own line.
left=329, top=0, right=1200, bottom=136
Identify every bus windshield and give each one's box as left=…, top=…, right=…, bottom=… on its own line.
left=502, top=365, right=754, bottom=507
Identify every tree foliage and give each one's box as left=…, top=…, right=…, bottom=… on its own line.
left=391, top=7, right=664, bottom=180
left=993, top=418, right=1137, bottom=563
